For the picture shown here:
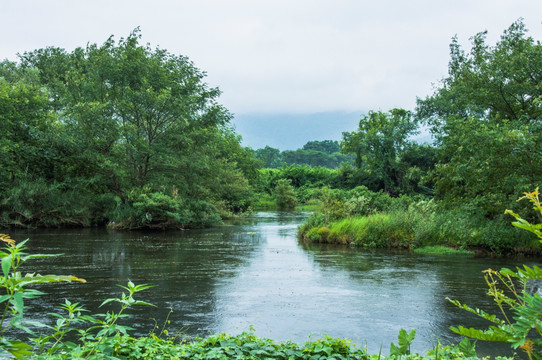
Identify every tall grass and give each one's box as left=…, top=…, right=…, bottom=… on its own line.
left=299, top=204, right=539, bottom=254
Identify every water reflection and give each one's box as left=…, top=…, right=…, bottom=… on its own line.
left=14, top=225, right=266, bottom=337
left=300, top=243, right=529, bottom=356
left=10, top=213, right=539, bottom=357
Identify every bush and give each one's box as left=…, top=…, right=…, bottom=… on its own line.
left=299, top=195, right=538, bottom=254
left=0, top=180, right=94, bottom=228
left=109, top=188, right=222, bottom=230
left=274, top=179, right=297, bottom=210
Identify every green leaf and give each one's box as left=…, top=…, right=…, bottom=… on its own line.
left=1, top=340, right=32, bottom=360
left=450, top=326, right=509, bottom=342
left=21, top=253, right=60, bottom=262
left=390, top=342, right=401, bottom=356
left=457, top=337, right=477, bottom=357
left=18, top=274, right=86, bottom=286
left=2, top=255, right=12, bottom=277
left=447, top=297, right=503, bottom=324
left=12, top=292, right=24, bottom=315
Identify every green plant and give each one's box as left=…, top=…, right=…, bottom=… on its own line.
left=28, top=281, right=155, bottom=359
left=505, top=188, right=542, bottom=241
left=449, top=188, right=542, bottom=360
left=427, top=337, right=477, bottom=359
left=0, top=234, right=85, bottom=359
left=389, top=329, right=416, bottom=357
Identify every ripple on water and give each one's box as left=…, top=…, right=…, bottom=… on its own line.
left=10, top=213, right=533, bottom=357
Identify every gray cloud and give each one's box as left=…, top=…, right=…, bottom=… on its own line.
left=1, top=0, right=542, bottom=116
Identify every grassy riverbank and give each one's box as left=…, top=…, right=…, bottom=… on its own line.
left=298, top=204, right=540, bottom=255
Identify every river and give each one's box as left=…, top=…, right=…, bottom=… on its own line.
left=9, top=211, right=538, bottom=356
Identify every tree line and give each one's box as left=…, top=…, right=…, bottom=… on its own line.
left=274, top=20, right=541, bottom=220
left=294, top=19, right=542, bottom=254
left=252, top=140, right=354, bottom=169
left=1, top=20, right=541, bottom=232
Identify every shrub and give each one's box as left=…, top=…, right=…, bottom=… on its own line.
left=274, top=179, right=297, bottom=210
left=0, top=180, right=94, bottom=228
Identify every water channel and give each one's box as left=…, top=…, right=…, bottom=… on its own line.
left=11, top=211, right=539, bottom=356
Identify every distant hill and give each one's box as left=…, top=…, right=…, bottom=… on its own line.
left=232, top=111, right=362, bottom=151
left=232, top=111, right=433, bottom=151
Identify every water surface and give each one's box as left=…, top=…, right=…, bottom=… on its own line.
left=11, top=212, right=537, bottom=356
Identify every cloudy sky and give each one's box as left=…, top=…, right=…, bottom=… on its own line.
left=1, top=1, right=542, bottom=148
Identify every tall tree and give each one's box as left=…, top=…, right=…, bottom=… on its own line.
left=302, top=140, right=340, bottom=155
left=254, top=146, right=283, bottom=168
left=0, top=65, right=57, bottom=188
left=417, top=19, right=542, bottom=133
left=416, top=20, right=542, bottom=217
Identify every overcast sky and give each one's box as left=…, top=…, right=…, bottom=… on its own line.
left=1, top=1, right=542, bottom=147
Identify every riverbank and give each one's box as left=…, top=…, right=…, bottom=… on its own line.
left=298, top=206, right=541, bottom=256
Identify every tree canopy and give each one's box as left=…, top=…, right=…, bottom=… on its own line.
left=341, top=109, right=421, bottom=194
left=0, top=30, right=256, bottom=229
left=417, top=19, right=542, bottom=131
left=253, top=140, right=353, bottom=169
left=416, top=19, right=542, bottom=217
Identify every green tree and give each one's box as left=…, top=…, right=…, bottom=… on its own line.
left=1, top=30, right=256, bottom=229
left=282, top=147, right=353, bottom=169
left=417, top=19, right=542, bottom=130
left=341, top=109, right=419, bottom=194
left=416, top=20, right=542, bottom=217
left=0, top=66, right=57, bottom=189
left=254, top=146, right=283, bottom=168
left=302, top=140, right=340, bottom=155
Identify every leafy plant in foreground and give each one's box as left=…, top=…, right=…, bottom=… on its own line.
left=449, top=188, right=542, bottom=360
left=390, top=329, right=416, bottom=357
left=32, top=281, right=154, bottom=359
left=0, top=234, right=85, bottom=359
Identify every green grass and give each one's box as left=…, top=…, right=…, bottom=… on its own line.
left=414, top=245, right=474, bottom=256
left=295, top=203, right=319, bottom=211
left=298, top=206, right=540, bottom=255
left=300, top=213, right=415, bottom=248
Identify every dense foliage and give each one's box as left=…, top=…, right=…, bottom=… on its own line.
left=0, top=30, right=256, bottom=229
left=297, top=186, right=536, bottom=254
left=298, top=19, right=542, bottom=255
left=341, top=109, right=421, bottom=195
left=416, top=19, right=542, bottom=220
left=449, top=189, right=542, bottom=360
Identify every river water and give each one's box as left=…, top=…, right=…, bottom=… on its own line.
left=10, top=212, right=539, bottom=356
